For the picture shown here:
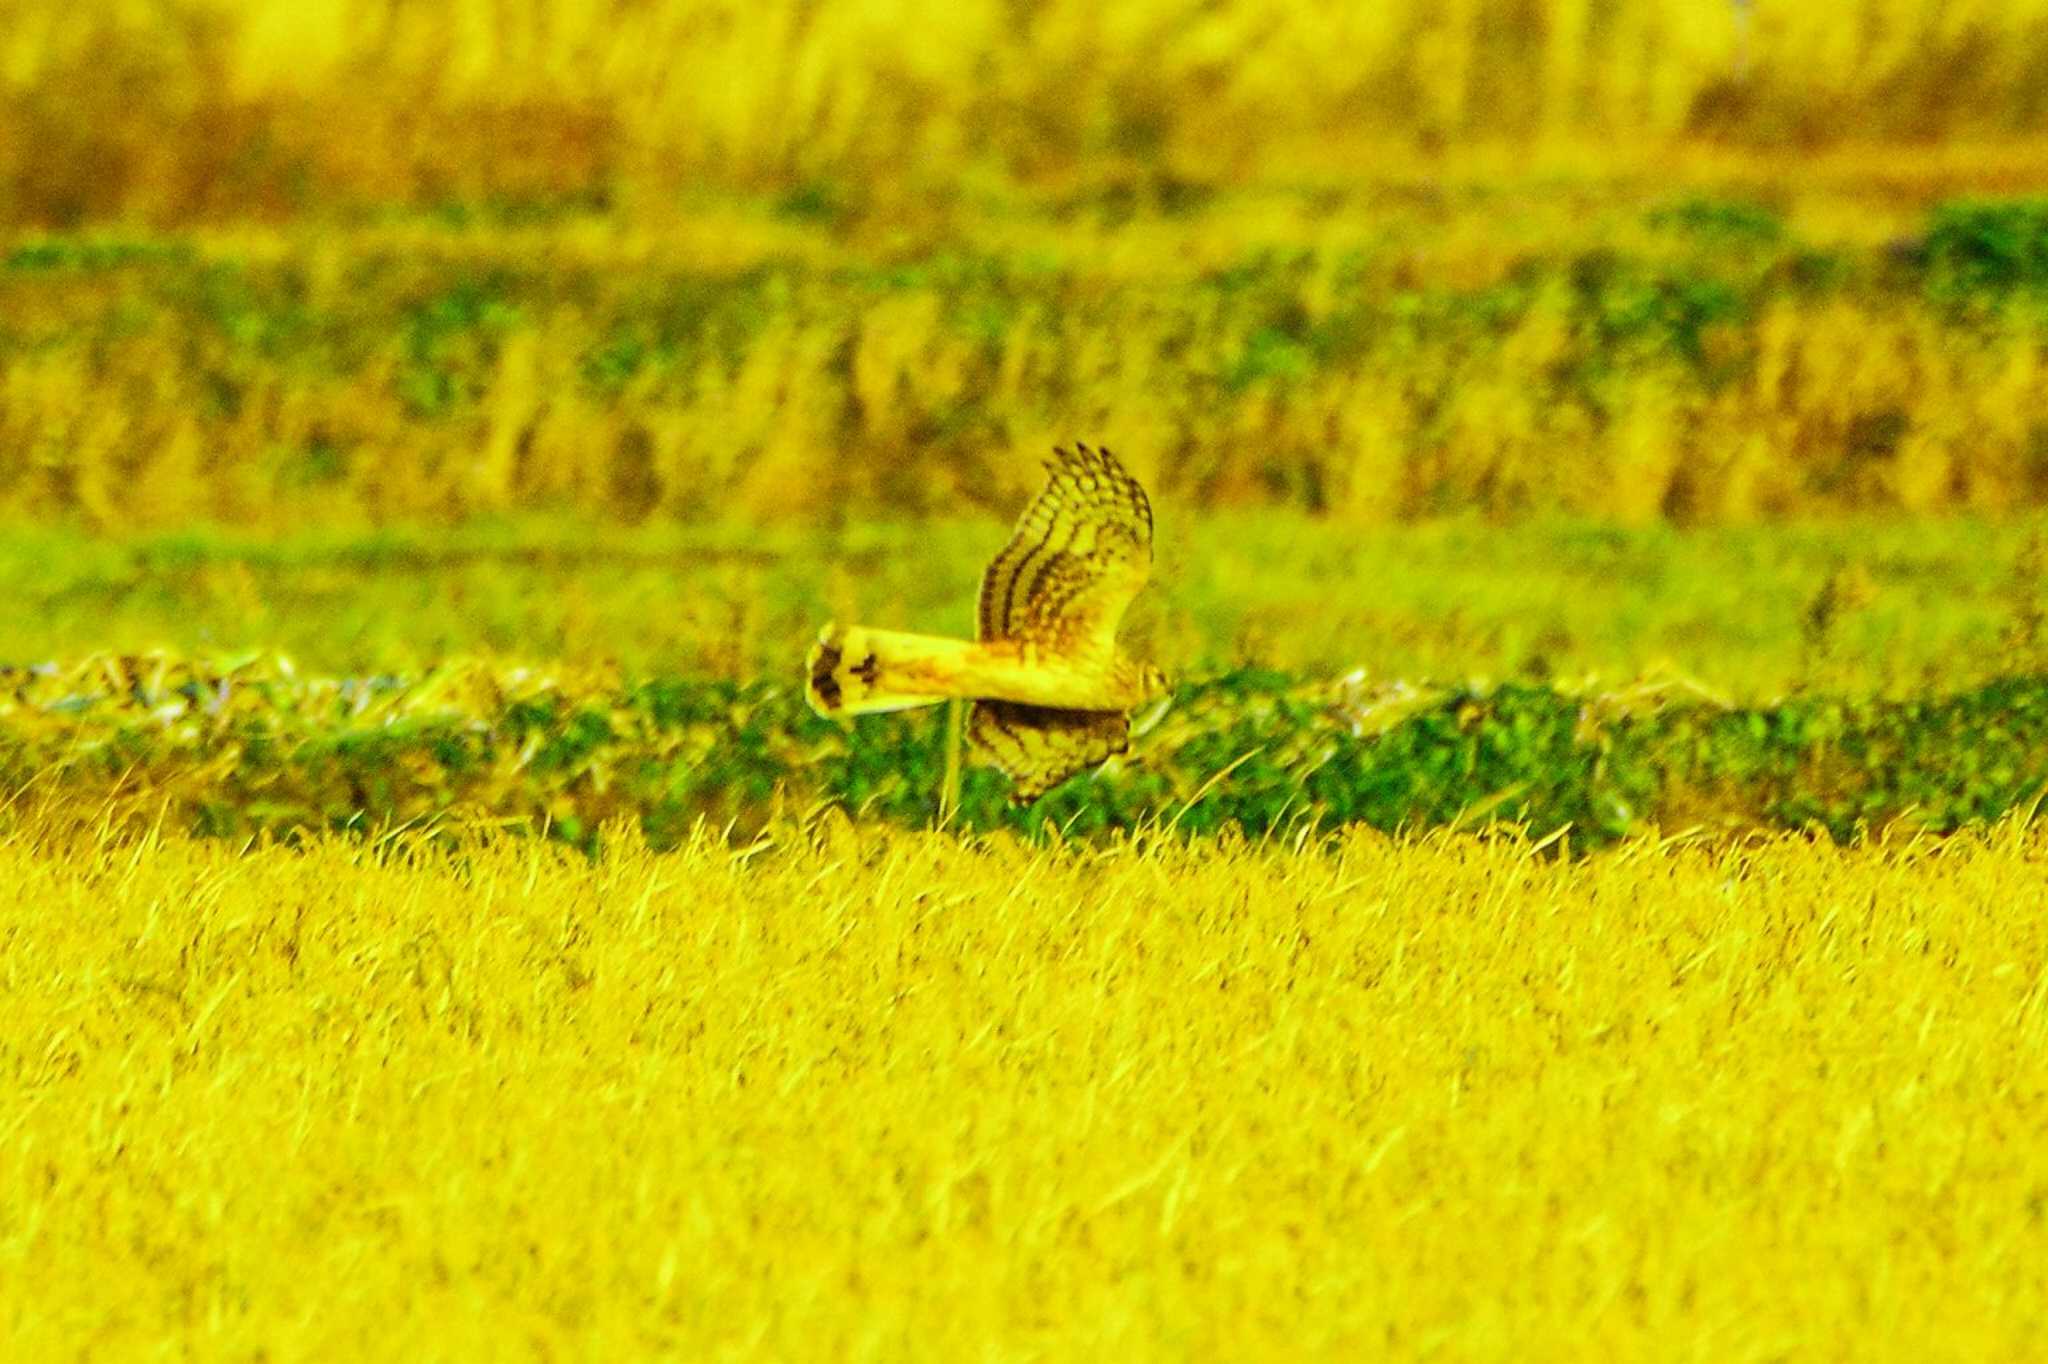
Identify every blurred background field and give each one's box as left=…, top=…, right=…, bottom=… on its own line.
left=13, top=0, right=2048, bottom=222
left=11, top=2, right=2048, bottom=537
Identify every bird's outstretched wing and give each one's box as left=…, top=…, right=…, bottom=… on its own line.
left=976, top=443, right=1153, bottom=665
left=968, top=700, right=1130, bottom=803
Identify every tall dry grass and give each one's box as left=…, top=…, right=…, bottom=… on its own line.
left=2, top=812, right=2045, bottom=1357
left=6, top=210, right=2048, bottom=529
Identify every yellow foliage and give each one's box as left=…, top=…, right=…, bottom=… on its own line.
left=1320, top=380, right=1415, bottom=524
left=2, top=814, right=2044, bottom=1357
left=1603, top=379, right=1684, bottom=526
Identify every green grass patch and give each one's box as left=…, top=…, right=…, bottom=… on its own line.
left=2, top=514, right=2042, bottom=698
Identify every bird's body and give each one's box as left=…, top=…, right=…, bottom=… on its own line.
left=806, top=443, right=1167, bottom=801
left=807, top=627, right=1156, bottom=715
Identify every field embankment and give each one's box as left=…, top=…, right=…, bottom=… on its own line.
left=7, top=652, right=2048, bottom=848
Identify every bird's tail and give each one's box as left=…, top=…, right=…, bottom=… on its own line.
left=805, top=624, right=970, bottom=717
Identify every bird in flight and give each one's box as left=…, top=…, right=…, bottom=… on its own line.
left=806, top=442, right=1169, bottom=801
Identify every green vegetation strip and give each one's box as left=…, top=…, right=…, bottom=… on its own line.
left=4, top=656, right=2044, bottom=850
left=8, top=514, right=2047, bottom=698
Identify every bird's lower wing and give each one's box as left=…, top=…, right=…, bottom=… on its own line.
left=968, top=701, right=1130, bottom=803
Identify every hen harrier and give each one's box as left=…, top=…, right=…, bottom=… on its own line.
left=806, top=442, right=1169, bottom=801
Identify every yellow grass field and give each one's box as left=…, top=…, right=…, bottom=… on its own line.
left=4, top=814, right=2043, bottom=1359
